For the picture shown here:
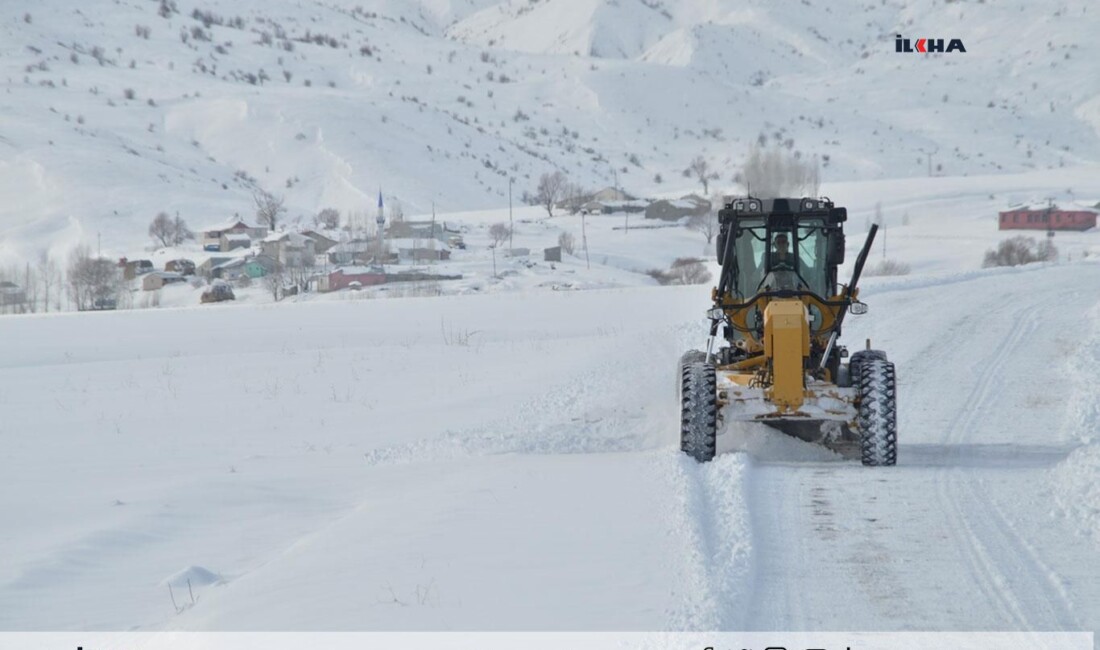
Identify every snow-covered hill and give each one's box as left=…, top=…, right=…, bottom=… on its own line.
left=2, top=0, right=1100, bottom=264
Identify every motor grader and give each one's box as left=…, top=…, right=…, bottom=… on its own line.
left=679, top=197, right=897, bottom=466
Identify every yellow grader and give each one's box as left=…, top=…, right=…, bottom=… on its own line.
left=679, top=197, right=897, bottom=466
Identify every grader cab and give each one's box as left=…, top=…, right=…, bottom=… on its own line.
left=679, top=197, right=897, bottom=466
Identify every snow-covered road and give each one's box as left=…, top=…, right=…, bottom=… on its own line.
left=0, top=263, right=1098, bottom=633
left=739, top=263, right=1100, bottom=632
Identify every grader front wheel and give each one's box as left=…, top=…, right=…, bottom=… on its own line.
left=857, top=357, right=898, bottom=466
left=680, top=357, right=718, bottom=463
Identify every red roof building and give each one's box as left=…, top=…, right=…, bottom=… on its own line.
left=998, top=203, right=1097, bottom=231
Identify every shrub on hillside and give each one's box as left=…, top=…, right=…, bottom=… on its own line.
left=982, top=236, right=1058, bottom=268
left=647, top=258, right=712, bottom=286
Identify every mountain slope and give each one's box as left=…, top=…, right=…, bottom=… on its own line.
left=2, top=0, right=1100, bottom=263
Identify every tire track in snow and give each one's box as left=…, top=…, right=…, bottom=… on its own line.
left=935, top=293, right=1081, bottom=630
left=730, top=267, right=1094, bottom=631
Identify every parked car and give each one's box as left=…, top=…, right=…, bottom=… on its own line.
left=200, top=281, right=235, bottom=304
left=91, top=297, right=118, bottom=310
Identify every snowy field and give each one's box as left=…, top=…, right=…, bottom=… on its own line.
left=2, top=170, right=1100, bottom=634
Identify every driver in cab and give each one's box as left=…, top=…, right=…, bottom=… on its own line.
left=761, top=232, right=800, bottom=290
left=770, top=233, right=793, bottom=268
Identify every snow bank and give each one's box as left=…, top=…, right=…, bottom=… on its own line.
left=1052, top=445, right=1100, bottom=543
left=1052, top=302, right=1100, bottom=543
left=1061, top=302, right=1100, bottom=446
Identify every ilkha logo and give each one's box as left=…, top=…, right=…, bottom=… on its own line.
left=895, top=34, right=966, bottom=53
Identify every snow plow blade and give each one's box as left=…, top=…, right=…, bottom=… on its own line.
left=717, top=376, right=860, bottom=458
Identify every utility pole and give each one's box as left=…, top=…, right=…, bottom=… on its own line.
left=919, top=147, right=937, bottom=177
left=1046, top=197, right=1056, bottom=241
left=376, top=189, right=386, bottom=274
left=508, top=177, right=514, bottom=255
left=430, top=201, right=437, bottom=265
left=581, top=212, right=590, bottom=270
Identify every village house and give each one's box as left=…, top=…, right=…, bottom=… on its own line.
left=328, top=240, right=399, bottom=266
left=261, top=232, right=316, bottom=266
left=210, top=258, right=248, bottom=281
left=328, top=240, right=372, bottom=266
left=0, top=281, right=26, bottom=307
left=243, top=255, right=278, bottom=278
left=579, top=199, right=648, bottom=215
left=645, top=195, right=711, bottom=221
left=197, top=256, right=233, bottom=278
left=321, top=266, right=386, bottom=292
left=388, top=220, right=450, bottom=242
left=164, top=259, right=196, bottom=275
left=119, top=258, right=154, bottom=280
left=142, top=271, right=187, bottom=291
left=201, top=219, right=268, bottom=251
left=220, top=232, right=252, bottom=252
left=998, top=202, right=1098, bottom=231
left=390, top=238, right=451, bottom=262
left=300, top=230, right=339, bottom=254
left=558, top=186, right=638, bottom=213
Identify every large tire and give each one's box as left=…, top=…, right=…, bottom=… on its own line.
left=849, top=348, right=888, bottom=382
left=857, top=358, right=897, bottom=466
left=681, top=360, right=718, bottom=463
left=679, top=349, right=708, bottom=367
left=677, top=350, right=707, bottom=399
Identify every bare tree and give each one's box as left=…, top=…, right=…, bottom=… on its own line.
left=171, top=214, right=194, bottom=245
left=687, top=211, right=719, bottom=244
left=562, top=182, right=589, bottom=214
left=534, top=171, right=568, bottom=218
left=558, top=231, right=576, bottom=255
left=37, top=249, right=60, bottom=312
left=148, top=212, right=175, bottom=247
left=67, top=245, right=122, bottom=310
left=263, top=259, right=285, bottom=301
left=687, top=156, right=718, bottom=195
left=489, top=222, right=511, bottom=246
left=388, top=199, right=404, bottom=224
left=315, top=207, right=340, bottom=229
left=253, top=189, right=286, bottom=231
left=740, top=145, right=820, bottom=198
left=289, top=253, right=315, bottom=294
